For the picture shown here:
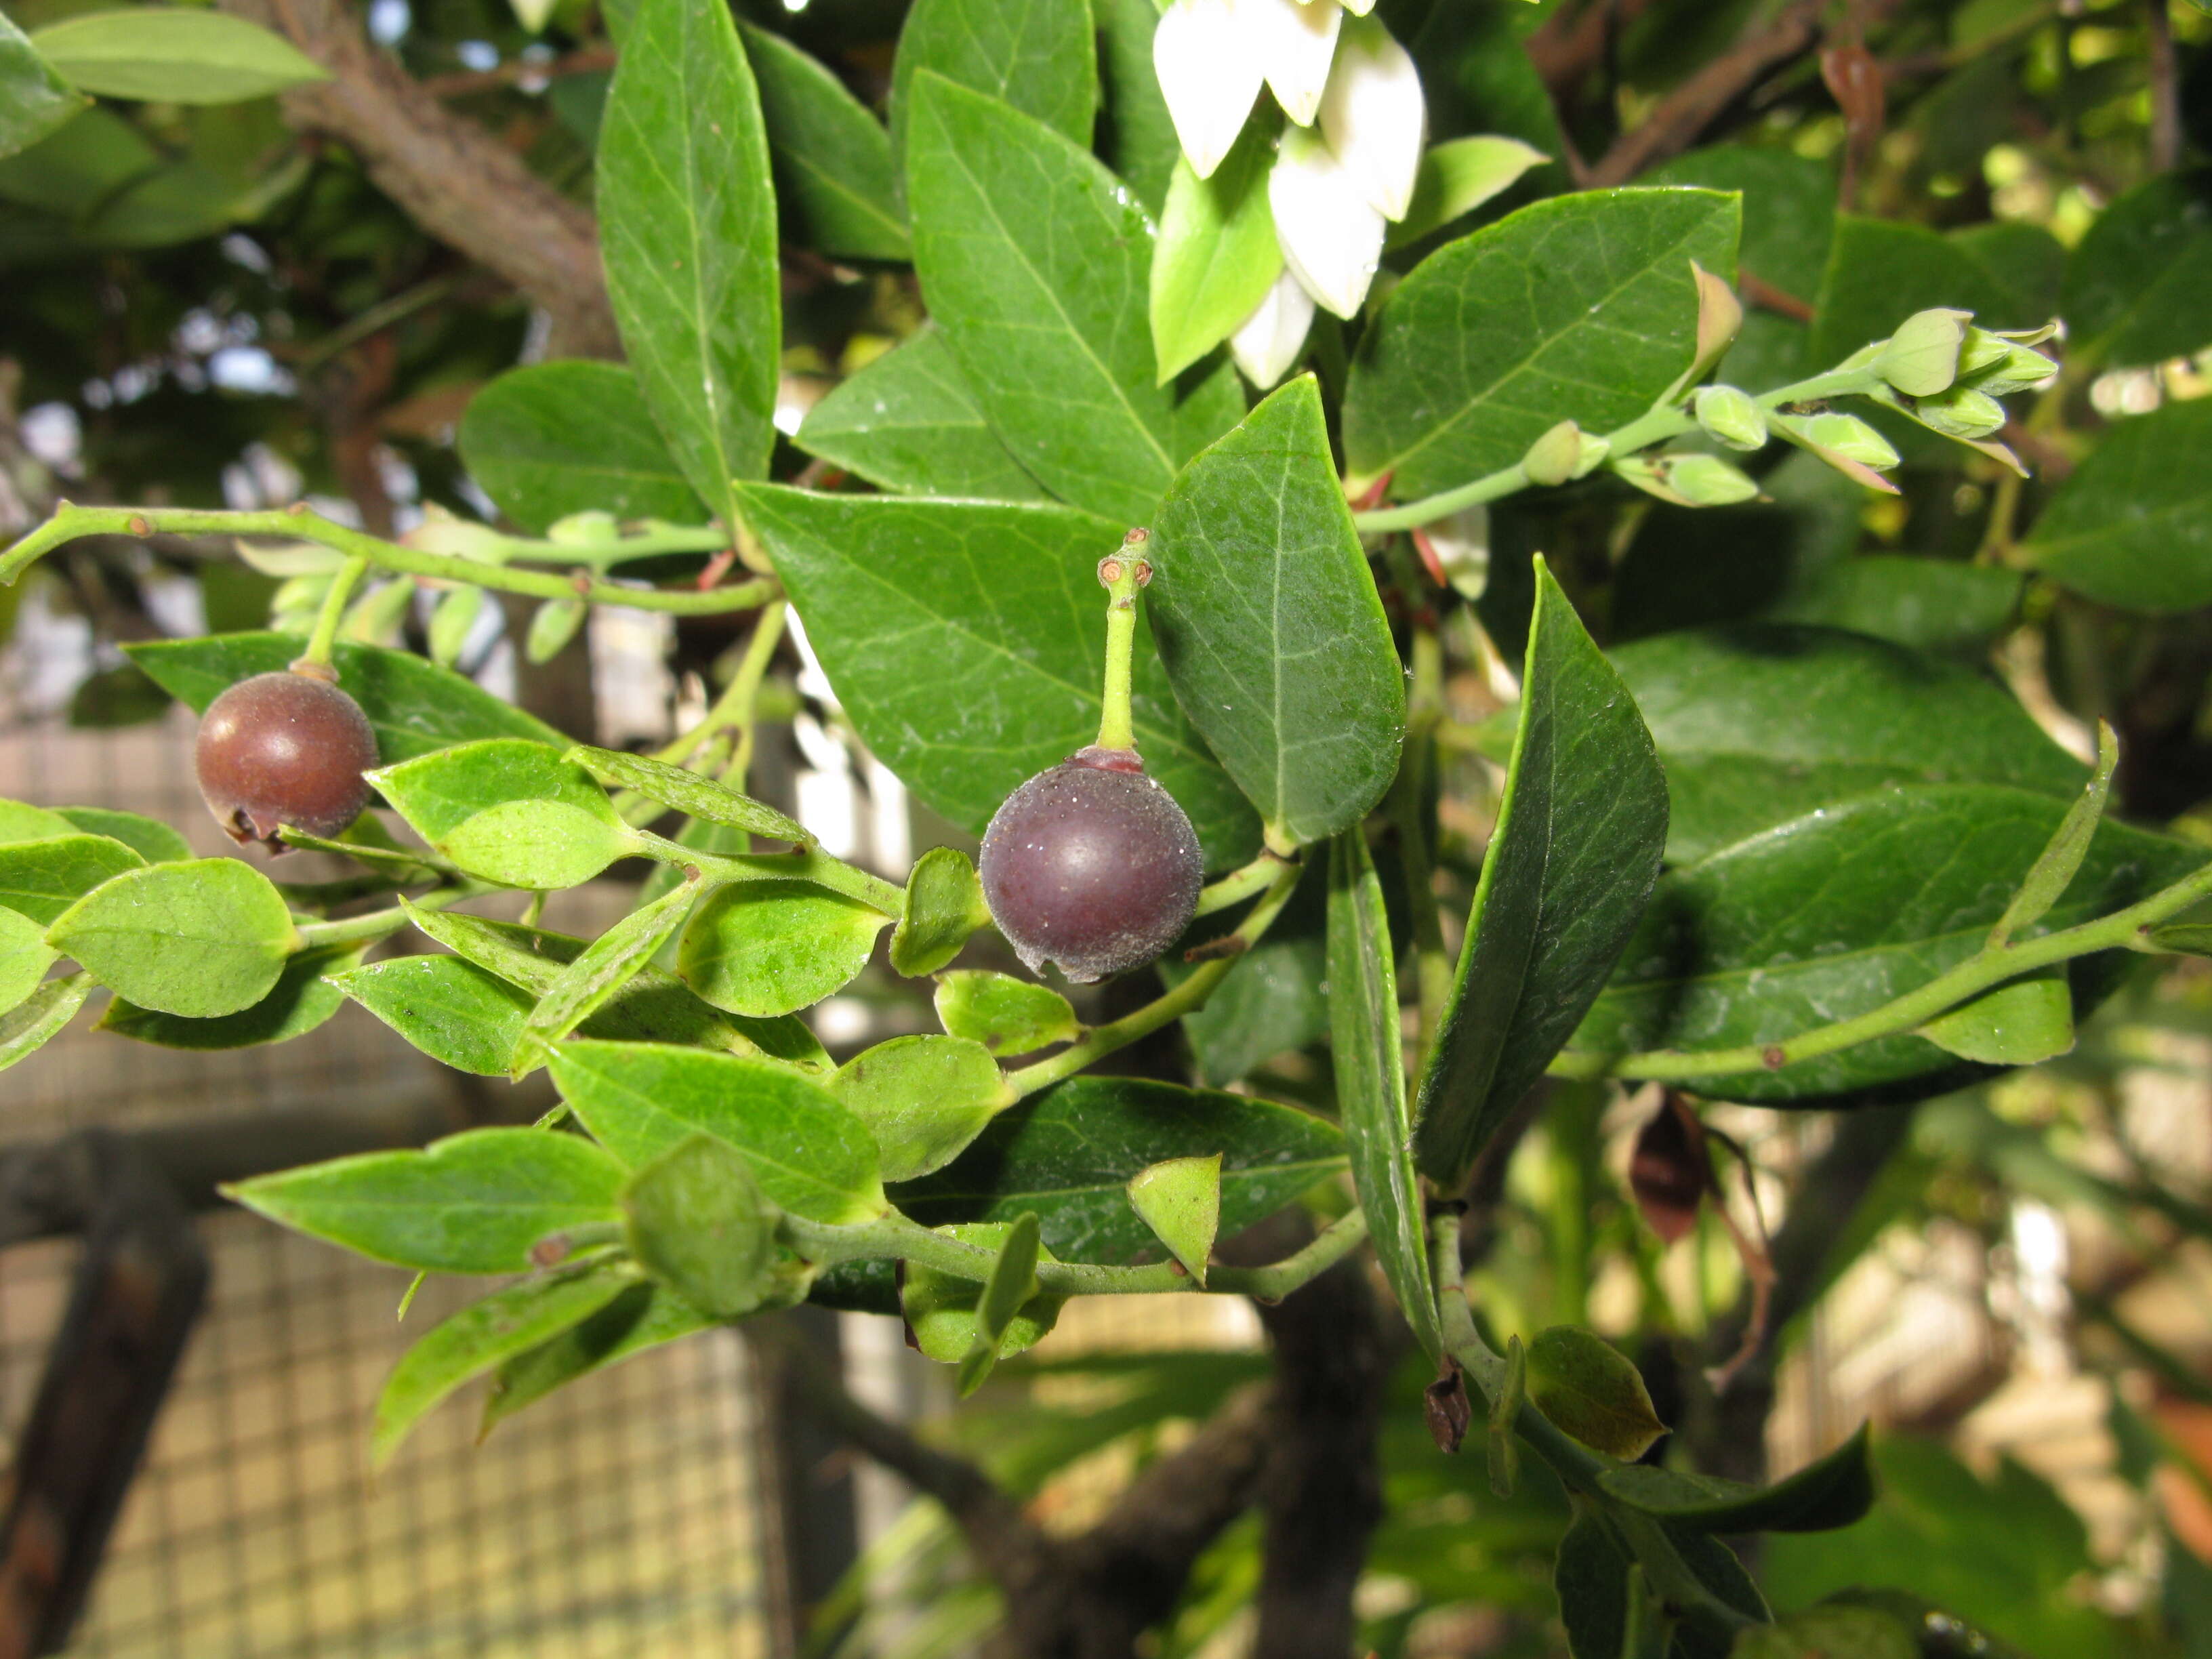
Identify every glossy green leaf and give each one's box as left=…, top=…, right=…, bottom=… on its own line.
left=483, top=1282, right=716, bottom=1431
left=127, top=633, right=563, bottom=762
left=565, top=743, right=808, bottom=844
left=888, top=0, right=1096, bottom=163
left=1598, top=1422, right=1877, bottom=1534
left=830, top=1034, right=1013, bottom=1183
left=0, top=832, right=144, bottom=926
left=1126, top=1154, right=1219, bottom=1286
left=1344, top=189, right=1739, bottom=499
left=888, top=846, right=988, bottom=977
left=902, top=1219, right=1063, bottom=1366
left=1328, top=828, right=1441, bottom=1365
left=905, top=72, right=1244, bottom=523
left=0, top=971, right=88, bottom=1071
left=370, top=739, right=633, bottom=890
left=0, top=800, right=76, bottom=844
left=2062, top=169, right=2212, bottom=370
left=1163, top=857, right=1328, bottom=1086
left=1554, top=1505, right=1634, bottom=1659
left=1389, top=136, right=1549, bottom=249
left=599, top=0, right=779, bottom=530
left=30, top=8, right=327, bottom=102
left=1992, top=722, right=2118, bottom=946
left=100, top=941, right=363, bottom=1050
left=1765, top=556, right=2022, bottom=656
left=49, top=857, right=295, bottom=1018
left=52, top=806, right=190, bottom=865
left=1525, top=1326, right=1666, bottom=1460
left=0, top=12, right=85, bottom=161
left=739, top=487, right=1260, bottom=867
left=1610, top=624, right=2086, bottom=864
left=675, top=880, right=884, bottom=1017
left=1149, top=375, right=1405, bottom=848
left=623, top=1134, right=792, bottom=1319
left=0, top=903, right=56, bottom=1011
left=457, top=361, right=706, bottom=534
left=1094, top=0, right=1177, bottom=213
left=330, top=955, right=536, bottom=1076
left=1416, top=560, right=1667, bottom=1187
left=1150, top=127, right=1280, bottom=386
left=227, top=1127, right=628, bottom=1274
left=1920, top=973, right=2074, bottom=1066
left=1731, top=1607, right=1917, bottom=1659
left=373, top=1261, right=636, bottom=1468
left=934, top=969, right=1079, bottom=1056
left=1572, top=785, right=2206, bottom=1104
left=2024, top=398, right=2212, bottom=613
left=741, top=22, right=906, bottom=262
left=547, top=1039, right=888, bottom=1223
left=958, top=1210, right=1042, bottom=1393
left=514, top=880, right=701, bottom=1073
left=796, top=326, right=1044, bottom=501
left=895, top=1076, right=1343, bottom=1263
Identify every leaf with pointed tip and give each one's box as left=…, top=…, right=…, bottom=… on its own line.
left=0, top=905, right=55, bottom=1012
left=483, top=1282, right=716, bottom=1432
left=1149, top=375, right=1404, bottom=848
left=371, top=739, right=632, bottom=890
left=0, top=972, right=89, bottom=1072
left=1920, top=973, right=2074, bottom=1066
left=903, top=1219, right=1063, bottom=1367
left=743, top=22, right=907, bottom=262
left=934, top=970, right=1079, bottom=1057
left=2024, top=398, right=2212, bottom=613
left=1150, top=127, right=1281, bottom=386
left=796, top=326, right=1045, bottom=500
left=1094, top=0, right=1177, bottom=212
left=331, top=955, right=537, bottom=1076
left=1126, top=1155, right=1220, bottom=1284
left=565, top=743, right=810, bottom=843
left=889, top=846, right=989, bottom=977
left=2062, top=169, right=2212, bottom=371
left=888, top=0, right=1097, bottom=164
left=30, top=8, right=327, bottom=101
left=1599, top=1422, right=1877, bottom=1535
left=50, top=858, right=297, bottom=1018
left=958, top=1210, right=1042, bottom=1393
left=1990, top=723, right=2118, bottom=948
left=513, top=880, right=701, bottom=1073
left=1415, top=560, right=1667, bottom=1187
left=830, top=1034, right=1012, bottom=1183
left=1525, top=1326, right=1666, bottom=1460
left=0, top=12, right=85, bottom=161
left=457, top=361, right=705, bottom=534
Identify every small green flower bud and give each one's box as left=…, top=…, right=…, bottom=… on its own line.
left=1693, top=386, right=1767, bottom=451
left=1910, top=386, right=2007, bottom=439
left=1612, top=453, right=1759, bottom=508
left=1958, top=333, right=2058, bottom=398
left=429, top=584, right=488, bottom=669
left=1775, top=412, right=1900, bottom=470
left=1522, top=419, right=1585, bottom=487
left=1570, top=435, right=1611, bottom=479
left=344, top=577, right=418, bottom=647
left=527, top=595, right=588, bottom=663
left=1876, top=308, right=1973, bottom=397
left=546, top=510, right=623, bottom=547
left=406, top=503, right=508, bottom=561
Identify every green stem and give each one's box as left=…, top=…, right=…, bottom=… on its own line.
left=655, top=599, right=789, bottom=771
left=1549, top=855, right=2212, bottom=1084
left=1191, top=851, right=1293, bottom=918
left=2, top=504, right=770, bottom=616
left=294, top=880, right=491, bottom=949
left=1094, top=531, right=1149, bottom=753
left=630, top=830, right=906, bottom=918
left=1003, top=855, right=1305, bottom=1098
left=298, top=554, right=371, bottom=671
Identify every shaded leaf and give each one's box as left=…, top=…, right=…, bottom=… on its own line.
left=457, top=361, right=706, bottom=534
left=1525, top=1326, right=1666, bottom=1460
left=49, top=857, right=295, bottom=1018
left=484, top=1282, right=716, bottom=1431
left=1732, top=1607, right=1917, bottom=1659
left=743, top=22, right=906, bottom=262
left=2062, top=169, right=2212, bottom=370
left=1599, top=1422, right=1877, bottom=1535
left=100, top=941, right=363, bottom=1050
left=30, top=9, right=327, bottom=102
left=0, top=972, right=89, bottom=1072
left=2024, top=398, right=2212, bottom=613
left=1554, top=1505, right=1633, bottom=1659
left=53, top=806, right=190, bottom=865
left=796, top=325, right=1045, bottom=501
left=1094, top=0, right=1178, bottom=213
left=1919, top=973, right=2074, bottom=1066
left=622, top=1133, right=793, bottom=1318
left=514, top=879, right=700, bottom=1071
left=889, top=0, right=1097, bottom=161
left=1390, top=136, right=1548, bottom=249
left=1990, top=721, right=2118, bottom=945
left=903, top=1219, right=1063, bottom=1366
left=0, top=14, right=85, bottom=161
left=958, top=1210, right=1042, bottom=1393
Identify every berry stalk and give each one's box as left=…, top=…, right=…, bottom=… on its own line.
left=295, top=553, right=371, bottom=676
left=1093, top=529, right=1151, bottom=754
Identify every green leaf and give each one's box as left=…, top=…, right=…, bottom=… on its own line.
left=49, top=857, right=296, bottom=1018
left=623, top=1134, right=793, bottom=1319
left=1415, top=560, right=1668, bottom=1186
left=739, top=487, right=1260, bottom=867
left=0, top=800, right=77, bottom=844
left=1149, top=127, right=1281, bottom=386
left=1610, top=624, right=2086, bottom=864
left=52, top=806, right=190, bottom=865
left=127, top=633, right=565, bottom=763
left=0, top=903, right=56, bottom=1011
left=1919, top=973, right=2074, bottom=1066
left=1344, top=188, right=1740, bottom=499
left=1525, top=1326, right=1666, bottom=1460
left=1327, top=828, right=1441, bottom=1366
left=1164, top=859, right=1329, bottom=1086
left=796, top=325, right=1046, bottom=500
left=457, top=361, right=707, bottom=535
left=895, top=1076, right=1344, bottom=1263
left=1572, top=785, right=2206, bottom=1104
left=2062, top=169, right=2212, bottom=370
left=370, top=739, right=633, bottom=890
left=902, top=1219, right=1064, bottom=1366
left=330, top=955, right=537, bottom=1076
left=0, top=12, right=85, bottom=161
left=547, top=1039, right=888, bottom=1223
left=2022, top=397, right=2212, bottom=613
left=1126, top=1154, right=1220, bottom=1286
left=957, top=1209, right=1042, bottom=1394
left=226, top=1127, right=628, bottom=1273
left=1805, top=215, right=2034, bottom=373
left=30, top=9, right=328, bottom=102
left=1094, top=0, right=1178, bottom=213
left=888, top=846, right=988, bottom=976
left=1765, top=556, right=2022, bottom=657
left=599, top=0, right=779, bottom=531
left=514, top=880, right=701, bottom=1073
left=373, top=1261, right=636, bottom=1468
left=934, top=969, right=1080, bottom=1057
left=1389, top=136, right=1549, bottom=249
left=1554, top=1505, right=1634, bottom=1659
left=483, top=1282, right=715, bottom=1431
left=0, top=971, right=89, bottom=1071
left=905, top=71, right=1244, bottom=523
left=100, top=941, right=363, bottom=1050
left=565, top=743, right=808, bottom=844
left=525, top=596, right=586, bottom=665
left=829, top=1034, right=1013, bottom=1183
left=1599, top=1423, right=1877, bottom=1534
left=676, top=881, right=885, bottom=1017
left=0, top=832, right=144, bottom=925
left=1991, top=721, right=2118, bottom=946
left=1149, top=375, right=1406, bottom=849
left=889, top=0, right=1096, bottom=162
left=1488, top=1332, right=1526, bottom=1499
left=741, top=22, right=906, bottom=262
left=1731, top=1607, right=1917, bottom=1659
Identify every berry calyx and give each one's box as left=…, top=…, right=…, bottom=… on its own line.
left=978, top=747, right=1203, bottom=983
left=194, top=669, right=379, bottom=846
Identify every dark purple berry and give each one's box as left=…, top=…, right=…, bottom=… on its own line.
left=978, top=747, right=1203, bottom=983
left=195, top=670, right=379, bottom=846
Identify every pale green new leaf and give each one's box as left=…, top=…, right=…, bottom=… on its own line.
left=1149, top=127, right=1281, bottom=386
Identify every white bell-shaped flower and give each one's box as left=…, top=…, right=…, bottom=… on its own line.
left=1237, top=0, right=1341, bottom=127
left=1269, top=123, right=1387, bottom=318
left=1153, top=0, right=1264, bottom=180
left=1318, top=16, right=1424, bottom=222
left=1229, top=268, right=1317, bottom=388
